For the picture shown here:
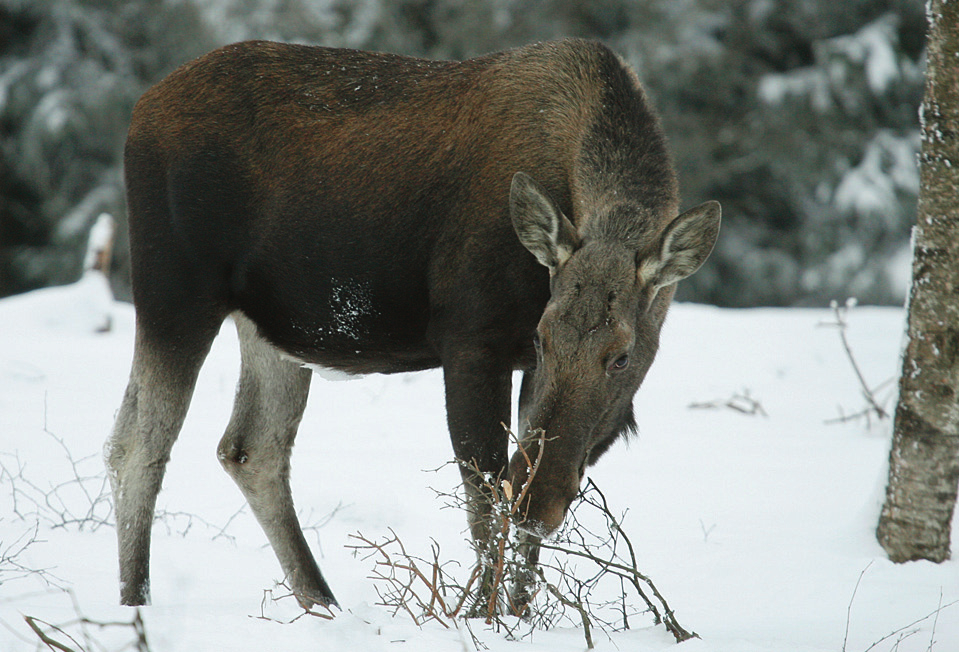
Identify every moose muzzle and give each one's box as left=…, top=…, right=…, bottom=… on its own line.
left=507, top=438, right=583, bottom=536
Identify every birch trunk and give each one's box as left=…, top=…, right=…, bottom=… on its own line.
left=876, top=0, right=959, bottom=563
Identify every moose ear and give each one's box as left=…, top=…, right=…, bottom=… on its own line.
left=510, top=172, right=579, bottom=271
left=640, top=201, right=721, bottom=289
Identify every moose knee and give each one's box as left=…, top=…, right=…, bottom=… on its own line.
left=217, top=437, right=251, bottom=472
left=216, top=431, right=291, bottom=489
left=218, top=439, right=269, bottom=499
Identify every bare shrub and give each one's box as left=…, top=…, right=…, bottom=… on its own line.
left=0, top=521, right=63, bottom=589
left=348, top=429, right=697, bottom=648
left=0, top=429, right=252, bottom=542
left=348, top=530, right=476, bottom=628
left=1, top=433, right=113, bottom=533
left=537, top=479, right=697, bottom=643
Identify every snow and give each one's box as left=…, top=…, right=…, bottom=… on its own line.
left=834, top=130, right=921, bottom=227
left=2, top=276, right=958, bottom=652
left=758, top=67, right=832, bottom=112
left=831, top=15, right=902, bottom=95
left=82, top=214, right=115, bottom=270
left=757, top=15, right=909, bottom=110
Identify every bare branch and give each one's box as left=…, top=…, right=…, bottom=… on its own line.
left=689, top=389, right=767, bottom=417
left=820, top=299, right=892, bottom=425
left=536, top=569, right=594, bottom=650
left=23, top=616, right=80, bottom=652
left=256, top=578, right=335, bottom=623
left=0, top=521, right=64, bottom=589
left=22, top=590, right=154, bottom=652
left=861, top=599, right=959, bottom=652
left=841, top=560, right=958, bottom=652
left=843, top=560, right=874, bottom=652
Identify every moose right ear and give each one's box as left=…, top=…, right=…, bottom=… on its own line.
left=510, top=172, right=579, bottom=272
left=639, top=201, right=721, bottom=290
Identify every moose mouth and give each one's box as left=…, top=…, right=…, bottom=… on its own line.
left=507, top=421, right=610, bottom=538
left=514, top=516, right=560, bottom=539
left=507, top=456, right=582, bottom=537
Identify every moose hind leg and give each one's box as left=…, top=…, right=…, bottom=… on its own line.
left=217, top=313, right=336, bottom=608
left=105, top=330, right=215, bottom=605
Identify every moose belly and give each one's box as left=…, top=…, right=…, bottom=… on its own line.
left=234, top=269, right=440, bottom=376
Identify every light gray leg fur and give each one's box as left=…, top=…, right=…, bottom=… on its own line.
left=105, top=329, right=212, bottom=605
left=217, top=313, right=337, bottom=608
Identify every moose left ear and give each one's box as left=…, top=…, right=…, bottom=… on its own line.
left=640, top=201, right=721, bottom=289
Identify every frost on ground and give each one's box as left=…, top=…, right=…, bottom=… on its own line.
left=1, top=277, right=957, bottom=651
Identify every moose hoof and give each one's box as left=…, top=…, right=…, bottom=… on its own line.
left=294, top=587, right=339, bottom=613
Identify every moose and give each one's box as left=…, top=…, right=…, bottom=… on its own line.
left=106, top=38, right=720, bottom=609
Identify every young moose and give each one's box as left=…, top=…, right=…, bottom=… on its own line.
left=106, top=38, right=720, bottom=608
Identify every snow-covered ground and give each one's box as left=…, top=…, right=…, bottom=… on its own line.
left=1, top=274, right=957, bottom=651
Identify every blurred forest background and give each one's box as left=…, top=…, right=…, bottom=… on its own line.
left=0, top=0, right=926, bottom=307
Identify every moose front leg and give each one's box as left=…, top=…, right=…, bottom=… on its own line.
left=442, top=351, right=512, bottom=542
left=442, top=349, right=514, bottom=614
left=509, top=529, right=542, bottom=616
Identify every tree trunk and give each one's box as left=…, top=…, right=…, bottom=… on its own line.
left=876, top=0, right=959, bottom=563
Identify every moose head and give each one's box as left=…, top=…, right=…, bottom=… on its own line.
left=508, top=171, right=721, bottom=534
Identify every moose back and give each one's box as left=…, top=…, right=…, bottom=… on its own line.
left=106, top=38, right=720, bottom=607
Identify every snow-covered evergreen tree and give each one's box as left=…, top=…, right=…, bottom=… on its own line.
left=0, top=0, right=928, bottom=307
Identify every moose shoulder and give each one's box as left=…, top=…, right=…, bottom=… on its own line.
left=106, top=38, right=720, bottom=608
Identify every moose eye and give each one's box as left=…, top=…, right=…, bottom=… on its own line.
left=609, top=354, right=630, bottom=372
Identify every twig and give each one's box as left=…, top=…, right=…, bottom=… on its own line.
left=299, top=502, right=348, bottom=549
left=844, top=561, right=957, bottom=652
left=843, top=560, right=874, bottom=652
left=0, top=521, right=63, bottom=588
left=1, top=429, right=113, bottom=532
left=256, top=578, right=335, bottom=623
left=212, top=505, right=246, bottom=544
left=699, top=519, right=716, bottom=542
left=538, top=571, right=594, bottom=649
left=23, top=616, right=80, bottom=652
left=569, top=479, right=697, bottom=641
left=689, top=389, right=767, bottom=417
left=820, top=299, right=891, bottom=425
left=22, top=592, right=153, bottom=652
left=1, top=428, right=248, bottom=545
left=347, top=530, right=465, bottom=627
left=861, top=598, right=959, bottom=652
left=927, top=588, right=943, bottom=652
